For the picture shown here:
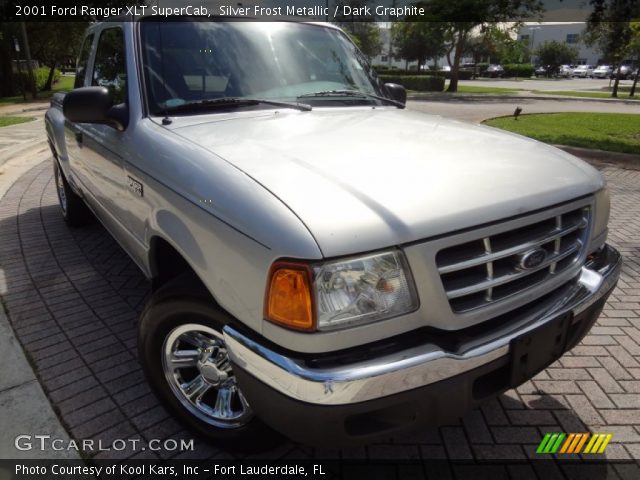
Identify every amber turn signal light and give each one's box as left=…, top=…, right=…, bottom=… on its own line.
left=264, top=262, right=315, bottom=331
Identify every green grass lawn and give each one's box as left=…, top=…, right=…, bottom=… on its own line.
left=533, top=90, right=639, bottom=100
left=456, top=85, right=523, bottom=94
left=483, top=112, right=640, bottom=155
left=0, top=75, right=75, bottom=106
left=0, top=116, right=35, bottom=127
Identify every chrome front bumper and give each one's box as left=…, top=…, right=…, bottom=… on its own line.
left=223, top=244, right=621, bottom=407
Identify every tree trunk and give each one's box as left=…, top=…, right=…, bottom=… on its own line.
left=630, top=67, right=639, bottom=97
left=20, top=22, right=37, bottom=99
left=611, top=64, right=622, bottom=98
left=44, top=61, right=57, bottom=91
left=447, top=31, right=466, bottom=93
left=0, top=38, right=16, bottom=97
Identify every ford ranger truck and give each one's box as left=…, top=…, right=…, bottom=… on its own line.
left=45, top=18, right=621, bottom=448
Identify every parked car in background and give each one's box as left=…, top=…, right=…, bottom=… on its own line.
left=439, top=65, right=451, bottom=72
left=611, top=64, right=635, bottom=80
left=482, top=64, right=505, bottom=78
left=534, top=65, right=547, bottom=77
left=592, top=65, right=613, bottom=79
left=559, top=65, right=573, bottom=78
left=572, top=65, right=594, bottom=78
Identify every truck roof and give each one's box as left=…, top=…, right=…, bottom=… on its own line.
left=90, top=15, right=342, bottom=32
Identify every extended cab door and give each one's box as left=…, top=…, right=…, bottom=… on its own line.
left=64, top=33, right=94, bottom=193
left=72, top=26, right=132, bottom=239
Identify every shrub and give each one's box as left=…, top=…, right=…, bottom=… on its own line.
left=379, top=75, right=445, bottom=92
left=429, top=70, right=474, bottom=80
left=373, top=66, right=473, bottom=81
left=15, top=67, right=61, bottom=92
left=503, top=64, right=535, bottom=78
left=374, top=67, right=429, bottom=76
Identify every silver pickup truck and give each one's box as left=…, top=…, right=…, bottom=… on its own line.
left=46, top=18, right=621, bottom=449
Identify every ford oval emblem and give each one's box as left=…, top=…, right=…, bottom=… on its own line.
left=517, top=248, right=547, bottom=270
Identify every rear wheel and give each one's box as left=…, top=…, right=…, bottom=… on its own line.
left=53, top=160, right=91, bottom=227
left=138, top=274, right=281, bottom=451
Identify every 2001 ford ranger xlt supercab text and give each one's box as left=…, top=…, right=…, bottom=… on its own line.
left=45, top=18, right=621, bottom=448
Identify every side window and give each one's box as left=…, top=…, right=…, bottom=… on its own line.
left=74, top=34, right=94, bottom=88
left=92, top=28, right=127, bottom=104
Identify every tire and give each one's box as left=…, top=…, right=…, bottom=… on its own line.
left=53, top=160, right=92, bottom=227
left=138, top=273, right=281, bottom=451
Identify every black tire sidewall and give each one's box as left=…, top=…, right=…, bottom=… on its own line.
left=53, top=160, right=70, bottom=222
left=53, top=160, right=91, bottom=227
left=138, top=293, right=276, bottom=449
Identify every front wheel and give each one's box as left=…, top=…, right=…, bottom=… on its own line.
left=138, top=274, right=280, bottom=451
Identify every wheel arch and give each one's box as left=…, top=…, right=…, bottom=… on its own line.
left=147, top=236, right=215, bottom=301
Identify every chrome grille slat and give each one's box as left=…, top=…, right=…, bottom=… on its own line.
left=483, top=238, right=493, bottom=301
left=445, top=241, right=581, bottom=299
left=550, top=215, right=562, bottom=274
left=437, top=218, right=587, bottom=274
left=436, top=206, right=591, bottom=313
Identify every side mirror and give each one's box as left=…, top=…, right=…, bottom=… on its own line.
left=63, top=86, right=128, bottom=131
left=384, top=83, right=407, bottom=106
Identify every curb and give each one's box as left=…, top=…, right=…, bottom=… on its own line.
left=407, top=93, right=640, bottom=105
left=557, top=145, right=640, bottom=171
left=0, top=300, right=80, bottom=460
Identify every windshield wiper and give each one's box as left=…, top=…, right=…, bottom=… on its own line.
left=157, top=97, right=312, bottom=115
left=297, top=90, right=405, bottom=109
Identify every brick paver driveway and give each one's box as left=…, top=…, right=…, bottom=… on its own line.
left=1, top=158, right=639, bottom=476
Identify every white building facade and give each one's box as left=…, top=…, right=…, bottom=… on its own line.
left=518, top=22, right=602, bottom=65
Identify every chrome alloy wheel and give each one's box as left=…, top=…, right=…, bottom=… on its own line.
left=55, top=167, right=67, bottom=214
left=162, top=324, right=252, bottom=428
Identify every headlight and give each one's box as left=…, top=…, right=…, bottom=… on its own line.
left=313, top=250, right=418, bottom=330
left=265, top=250, right=419, bottom=332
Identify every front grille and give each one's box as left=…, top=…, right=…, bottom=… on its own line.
left=436, top=205, right=590, bottom=312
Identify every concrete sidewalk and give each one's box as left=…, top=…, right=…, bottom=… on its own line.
left=0, top=304, right=79, bottom=459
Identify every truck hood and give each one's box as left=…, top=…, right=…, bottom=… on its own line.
left=170, top=108, right=604, bottom=257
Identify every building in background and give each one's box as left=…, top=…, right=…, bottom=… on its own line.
left=518, top=22, right=601, bottom=65
left=371, top=22, right=603, bottom=70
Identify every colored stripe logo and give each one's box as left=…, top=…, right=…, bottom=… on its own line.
left=537, top=433, right=613, bottom=454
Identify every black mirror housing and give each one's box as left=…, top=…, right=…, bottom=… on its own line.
left=63, top=87, right=127, bottom=131
left=384, top=83, right=407, bottom=106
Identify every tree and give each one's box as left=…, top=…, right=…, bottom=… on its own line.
left=334, top=1, right=383, bottom=59
left=0, top=0, right=131, bottom=97
left=463, top=33, right=494, bottom=64
left=463, top=25, right=531, bottom=65
left=0, top=23, right=20, bottom=97
left=586, top=0, right=640, bottom=97
left=420, top=0, right=544, bottom=92
left=629, top=22, right=640, bottom=96
left=534, top=40, right=579, bottom=76
left=485, top=25, right=531, bottom=64
left=391, top=22, right=447, bottom=70
left=26, top=22, right=86, bottom=91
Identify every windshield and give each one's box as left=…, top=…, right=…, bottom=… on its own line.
left=139, top=20, right=385, bottom=114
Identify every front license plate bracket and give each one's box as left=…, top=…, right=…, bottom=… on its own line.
left=510, top=313, right=572, bottom=388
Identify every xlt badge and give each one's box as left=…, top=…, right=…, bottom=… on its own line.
left=128, top=176, right=143, bottom=197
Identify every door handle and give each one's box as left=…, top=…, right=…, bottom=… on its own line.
left=75, top=132, right=83, bottom=144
